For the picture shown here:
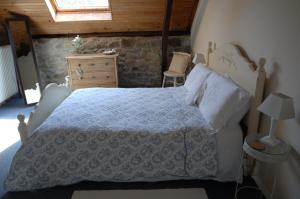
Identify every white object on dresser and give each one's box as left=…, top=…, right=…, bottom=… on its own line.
left=257, top=93, right=295, bottom=146
left=66, top=53, right=119, bottom=90
left=235, top=134, right=290, bottom=199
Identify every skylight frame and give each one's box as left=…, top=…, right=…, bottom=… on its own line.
left=45, top=0, right=112, bottom=22
left=53, top=0, right=110, bottom=12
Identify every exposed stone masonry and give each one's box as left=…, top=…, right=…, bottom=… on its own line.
left=33, top=35, right=190, bottom=88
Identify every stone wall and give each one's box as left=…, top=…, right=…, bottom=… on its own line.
left=33, top=35, right=190, bottom=88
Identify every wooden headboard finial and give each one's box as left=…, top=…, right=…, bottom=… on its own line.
left=17, top=113, right=28, bottom=143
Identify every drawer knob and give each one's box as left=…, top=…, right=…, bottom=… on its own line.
left=106, top=75, right=110, bottom=78
left=105, top=62, right=109, bottom=66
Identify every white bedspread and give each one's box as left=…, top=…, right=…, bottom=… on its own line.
left=5, top=87, right=219, bottom=191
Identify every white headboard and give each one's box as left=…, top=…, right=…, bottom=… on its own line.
left=207, top=43, right=266, bottom=135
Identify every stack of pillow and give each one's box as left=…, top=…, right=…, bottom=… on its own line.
left=184, top=63, right=251, bottom=131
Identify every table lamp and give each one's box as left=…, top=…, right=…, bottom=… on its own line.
left=257, top=93, right=295, bottom=146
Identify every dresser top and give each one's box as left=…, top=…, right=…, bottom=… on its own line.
left=66, top=53, right=119, bottom=59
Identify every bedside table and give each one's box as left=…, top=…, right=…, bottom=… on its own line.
left=243, top=134, right=290, bottom=163
left=235, top=133, right=290, bottom=199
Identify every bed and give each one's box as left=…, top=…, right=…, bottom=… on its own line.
left=5, top=43, right=266, bottom=191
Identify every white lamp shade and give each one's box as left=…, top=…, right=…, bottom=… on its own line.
left=192, top=53, right=206, bottom=64
left=258, top=93, right=295, bottom=120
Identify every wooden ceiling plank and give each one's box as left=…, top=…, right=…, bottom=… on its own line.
left=0, top=0, right=197, bottom=35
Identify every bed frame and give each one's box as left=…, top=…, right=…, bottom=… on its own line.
left=17, top=43, right=265, bottom=144
left=18, top=77, right=72, bottom=143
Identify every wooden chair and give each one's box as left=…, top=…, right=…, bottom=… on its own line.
left=162, top=52, right=191, bottom=87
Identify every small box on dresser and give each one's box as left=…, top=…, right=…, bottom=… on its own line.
left=66, top=53, right=119, bottom=90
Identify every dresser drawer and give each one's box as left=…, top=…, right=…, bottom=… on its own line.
left=71, top=71, right=116, bottom=83
left=71, top=82, right=116, bottom=89
left=69, top=58, right=115, bottom=73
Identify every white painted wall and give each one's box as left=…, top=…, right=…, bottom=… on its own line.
left=191, top=0, right=300, bottom=198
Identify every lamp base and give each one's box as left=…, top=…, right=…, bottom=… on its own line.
left=260, top=135, right=280, bottom=147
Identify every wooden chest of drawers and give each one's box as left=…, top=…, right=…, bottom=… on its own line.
left=66, top=54, right=119, bottom=90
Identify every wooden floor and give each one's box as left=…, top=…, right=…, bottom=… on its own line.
left=1, top=177, right=264, bottom=199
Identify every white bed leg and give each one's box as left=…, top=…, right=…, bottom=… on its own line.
left=17, top=113, right=28, bottom=143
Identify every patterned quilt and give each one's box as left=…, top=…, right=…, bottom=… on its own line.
left=5, top=87, right=217, bottom=191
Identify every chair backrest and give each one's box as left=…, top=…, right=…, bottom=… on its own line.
left=168, top=52, right=191, bottom=74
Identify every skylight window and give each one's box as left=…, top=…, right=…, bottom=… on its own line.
left=54, top=0, right=110, bottom=11
left=45, top=0, right=112, bottom=22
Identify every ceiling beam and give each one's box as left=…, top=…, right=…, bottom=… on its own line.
left=161, top=0, right=173, bottom=81
left=32, top=30, right=189, bottom=39
left=0, top=23, right=9, bottom=46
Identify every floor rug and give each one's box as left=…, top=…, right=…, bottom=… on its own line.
left=72, top=188, right=208, bottom=199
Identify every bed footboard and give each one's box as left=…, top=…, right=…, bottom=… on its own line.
left=17, top=77, right=72, bottom=144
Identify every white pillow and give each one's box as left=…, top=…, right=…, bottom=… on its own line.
left=198, top=72, right=241, bottom=131
left=224, top=75, right=251, bottom=125
left=184, top=63, right=212, bottom=105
